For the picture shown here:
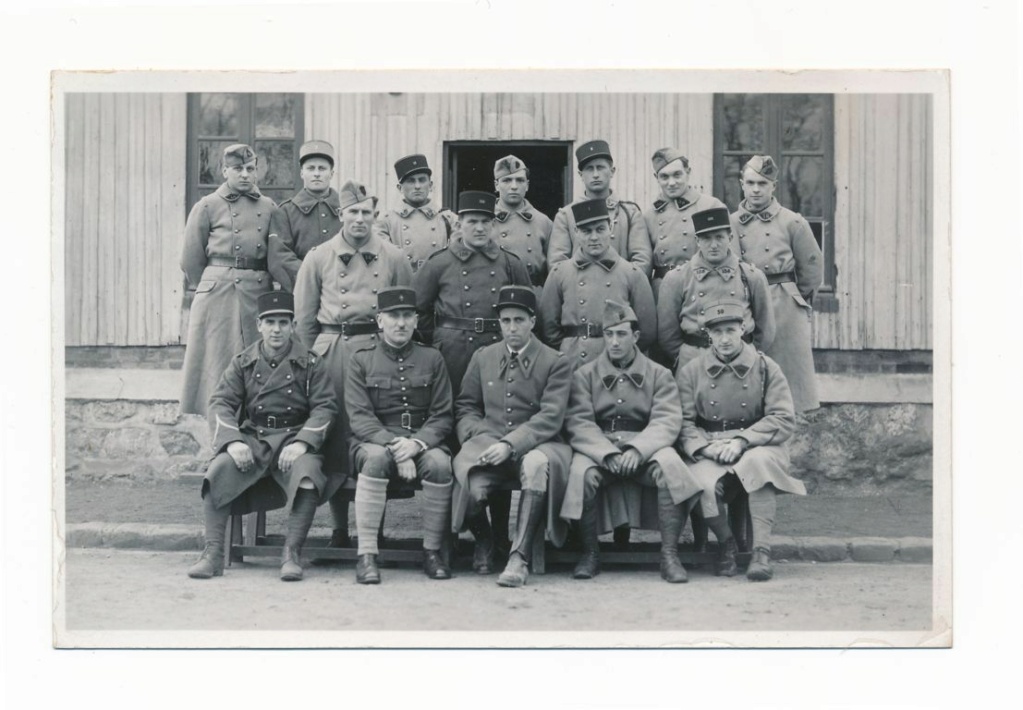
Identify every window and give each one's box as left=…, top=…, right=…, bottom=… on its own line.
left=186, top=93, right=305, bottom=208
left=713, top=94, right=837, bottom=298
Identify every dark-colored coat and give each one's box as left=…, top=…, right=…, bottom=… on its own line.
left=493, top=199, right=554, bottom=287
left=548, top=193, right=652, bottom=277
left=270, top=187, right=342, bottom=291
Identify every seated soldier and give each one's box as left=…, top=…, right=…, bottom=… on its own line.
left=676, top=302, right=807, bottom=581
left=188, top=291, right=337, bottom=582
left=453, top=286, right=574, bottom=588
left=562, top=300, right=704, bottom=583
left=345, top=286, right=455, bottom=584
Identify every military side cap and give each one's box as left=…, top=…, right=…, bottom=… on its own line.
left=394, top=154, right=432, bottom=183
left=576, top=139, right=612, bottom=168
left=223, top=143, right=256, bottom=167
left=494, top=154, right=528, bottom=179
left=338, top=180, right=377, bottom=210
left=300, top=140, right=335, bottom=167
left=572, top=198, right=610, bottom=227
left=692, top=207, right=732, bottom=236
left=457, top=191, right=496, bottom=216
left=701, top=302, right=745, bottom=329
left=496, top=286, right=537, bottom=315
left=257, top=291, right=294, bottom=318
left=651, top=147, right=689, bottom=174
left=602, top=299, right=638, bottom=329
left=377, top=286, right=417, bottom=313
left=743, top=154, right=780, bottom=181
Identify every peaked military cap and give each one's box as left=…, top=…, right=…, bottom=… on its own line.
left=692, top=207, right=732, bottom=236
left=496, top=285, right=537, bottom=315
left=602, top=299, right=638, bottom=329
left=394, top=153, right=432, bottom=183
left=576, top=139, right=613, bottom=169
left=701, top=301, right=745, bottom=329
left=571, top=198, right=610, bottom=227
left=299, top=140, right=335, bottom=167
left=651, top=147, right=689, bottom=174
left=257, top=291, right=294, bottom=318
left=743, top=154, right=780, bottom=181
left=494, top=154, right=528, bottom=179
left=338, top=180, right=377, bottom=210
left=223, top=143, right=256, bottom=167
left=377, top=286, right=417, bottom=313
left=457, top=190, right=496, bottom=216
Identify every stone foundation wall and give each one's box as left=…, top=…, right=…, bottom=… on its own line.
left=64, top=399, right=933, bottom=494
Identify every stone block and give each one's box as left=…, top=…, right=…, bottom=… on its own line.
left=149, top=402, right=181, bottom=425
left=100, top=428, right=161, bottom=459
left=897, top=537, right=933, bottom=563
left=104, top=523, right=153, bottom=548
left=769, top=536, right=801, bottom=561
left=159, top=430, right=200, bottom=456
left=90, top=401, right=139, bottom=422
left=800, top=536, right=849, bottom=562
left=147, top=525, right=204, bottom=551
left=850, top=537, right=897, bottom=562
left=66, top=523, right=105, bottom=547
left=66, top=427, right=107, bottom=458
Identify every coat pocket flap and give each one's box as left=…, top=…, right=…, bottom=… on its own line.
left=195, top=280, right=217, bottom=294
left=366, top=376, right=392, bottom=389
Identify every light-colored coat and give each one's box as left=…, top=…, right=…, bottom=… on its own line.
left=493, top=199, right=554, bottom=288
left=548, top=193, right=652, bottom=277
left=374, top=201, right=455, bottom=273
left=643, top=188, right=726, bottom=291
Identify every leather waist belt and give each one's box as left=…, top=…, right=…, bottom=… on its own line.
left=696, top=416, right=759, bottom=433
left=379, top=411, right=428, bottom=430
left=681, top=331, right=754, bottom=348
left=563, top=323, right=604, bottom=338
left=207, top=256, right=269, bottom=271
left=436, top=315, right=502, bottom=333
left=597, top=417, right=648, bottom=433
left=652, top=263, right=677, bottom=280
left=320, top=322, right=379, bottom=336
left=766, top=271, right=796, bottom=285
left=253, top=413, right=305, bottom=429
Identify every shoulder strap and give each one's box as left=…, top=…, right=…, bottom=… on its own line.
left=738, top=261, right=752, bottom=301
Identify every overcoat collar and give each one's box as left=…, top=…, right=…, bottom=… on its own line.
left=380, top=339, right=416, bottom=361
left=290, top=187, right=340, bottom=215
left=652, top=186, right=698, bottom=213
left=499, top=336, right=540, bottom=376
left=331, top=230, right=384, bottom=261
left=704, top=342, right=757, bottom=379
left=216, top=182, right=263, bottom=202
left=595, top=348, right=649, bottom=390
left=449, top=237, right=501, bottom=262
left=691, top=250, right=741, bottom=282
left=238, top=337, right=314, bottom=369
left=494, top=199, right=535, bottom=223
left=736, top=198, right=781, bottom=225
left=573, top=246, right=621, bottom=272
left=397, top=200, right=437, bottom=219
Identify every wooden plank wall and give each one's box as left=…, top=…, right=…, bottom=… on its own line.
left=64, top=93, right=187, bottom=346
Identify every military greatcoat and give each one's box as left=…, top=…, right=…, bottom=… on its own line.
left=493, top=199, right=554, bottom=289
left=205, top=339, right=337, bottom=513
left=548, top=193, right=652, bottom=277
left=375, top=201, right=455, bottom=274
left=731, top=198, right=823, bottom=411
left=452, top=337, right=574, bottom=546
left=643, top=187, right=726, bottom=291
left=180, top=183, right=289, bottom=415
left=270, top=187, right=342, bottom=291
left=676, top=343, right=806, bottom=518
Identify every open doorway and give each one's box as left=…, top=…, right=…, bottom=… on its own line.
left=443, top=141, right=573, bottom=220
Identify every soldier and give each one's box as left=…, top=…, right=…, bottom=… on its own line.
left=375, top=153, right=456, bottom=274
left=676, top=302, right=807, bottom=581
left=643, top=148, right=727, bottom=294
left=294, top=180, right=413, bottom=552
left=345, top=287, right=455, bottom=584
left=270, top=140, right=343, bottom=292
left=731, top=155, right=823, bottom=412
left=561, top=300, right=703, bottom=583
left=657, top=206, right=775, bottom=374
left=548, top=139, right=651, bottom=276
left=453, top=286, right=573, bottom=588
left=187, top=291, right=337, bottom=582
left=179, top=143, right=289, bottom=415
left=539, top=198, right=657, bottom=367
left=492, top=154, right=554, bottom=292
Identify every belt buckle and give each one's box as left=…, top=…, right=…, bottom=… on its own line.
left=588, top=323, right=601, bottom=338
left=474, top=318, right=485, bottom=334
left=339, top=322, right=349, bottom=335
left=609, top=417, right=618, bottom=433
left=400, top=412, right=412, bottom=430
left=267, top=415, right=277, bottom=428
left=234, top=256, right=245, bottom=269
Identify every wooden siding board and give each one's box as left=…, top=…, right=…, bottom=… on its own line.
left=143, top=95, right=162, bottom=344
left=114, top=95, right=130, bottom=345
left=64, top=94, right=85, bottom=346
left=80, top=94, right=100, bottom=345
left=161, top=94, right=187, bottom=345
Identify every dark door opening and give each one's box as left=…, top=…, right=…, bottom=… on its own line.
left=443, top=141, right=573, bottom=220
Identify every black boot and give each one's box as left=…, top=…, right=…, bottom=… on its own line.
left=310, top=495, right=350, bottom=567
left=467, top=509, right=495, bottom=575
left=657, top=489, right=688, bottom=583
left=572, top=500, right=601, bottom=580
left=489, top=490, right=513, bottom=564
left=612, top=525, right=631, bottom=552
left=746, top=547, right=773, bottom=582
left=716, top=537, right=739, bottom=577
left=497, top=490, right=546, bottom=588
left=281, top=488, right=318, bottom=582
left=188, top=496, right=229, bottom=579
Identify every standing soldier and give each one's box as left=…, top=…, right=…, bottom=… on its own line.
left=492, top=154, right=553, bottom=292
left=375, top=154, right=456, bottom=274
left=731, top=155, right=823, bottom=412
left=345, top=287, right=455, bottom=584
left=270, top=140, right=342, bottom=292
left=539, top=198, right=657, bottom=367
left=657, top=206, right=775, bottom=374
left=294, top=180, right=413, bottom=551
left=187, top=291, right=337, bottom=582
left=453, top=286, right=573, bottom=587
left=676, top=302, right=807, bottom=581
left=561, top=300, right=703, bottom=583
left=548, top=139, right=651, bottom=277
left=643, top=148, right=727, bottom=294
left=179, top=143, right=289, bottom=415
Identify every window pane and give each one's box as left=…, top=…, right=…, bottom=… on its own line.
left=255, top=140, right=295, bottom=188
left=779, top=156, right=825, bottom=217
left=721, top=94, right=764, bottom=152
left=782, top=95, right=827, bottom=152
left=254, top=94, right=296, bottom=138
left=197, top=94, right=241, bottom=137
left=197, top=139, right=236, bottom=185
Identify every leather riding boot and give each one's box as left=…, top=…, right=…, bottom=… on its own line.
left=717, top=537, right=740, bottom=577
left=420, top=480, right=453, bottom=580
left=467, top=509, right=495, bottom=575
left=281, top=488, right=318, bottom=582
left=746, top=547, right=773, bottom=582
left=657, top=489, right=688, bottom=583
left=356, top=553, right=381, bottom=584
left=188, top=497, right=230, bottom=579
left=498, top=490, right=546, bottom=588
left=489, top=490, right=513, bottom=563
left=572, top=500, right=601, bottom=580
